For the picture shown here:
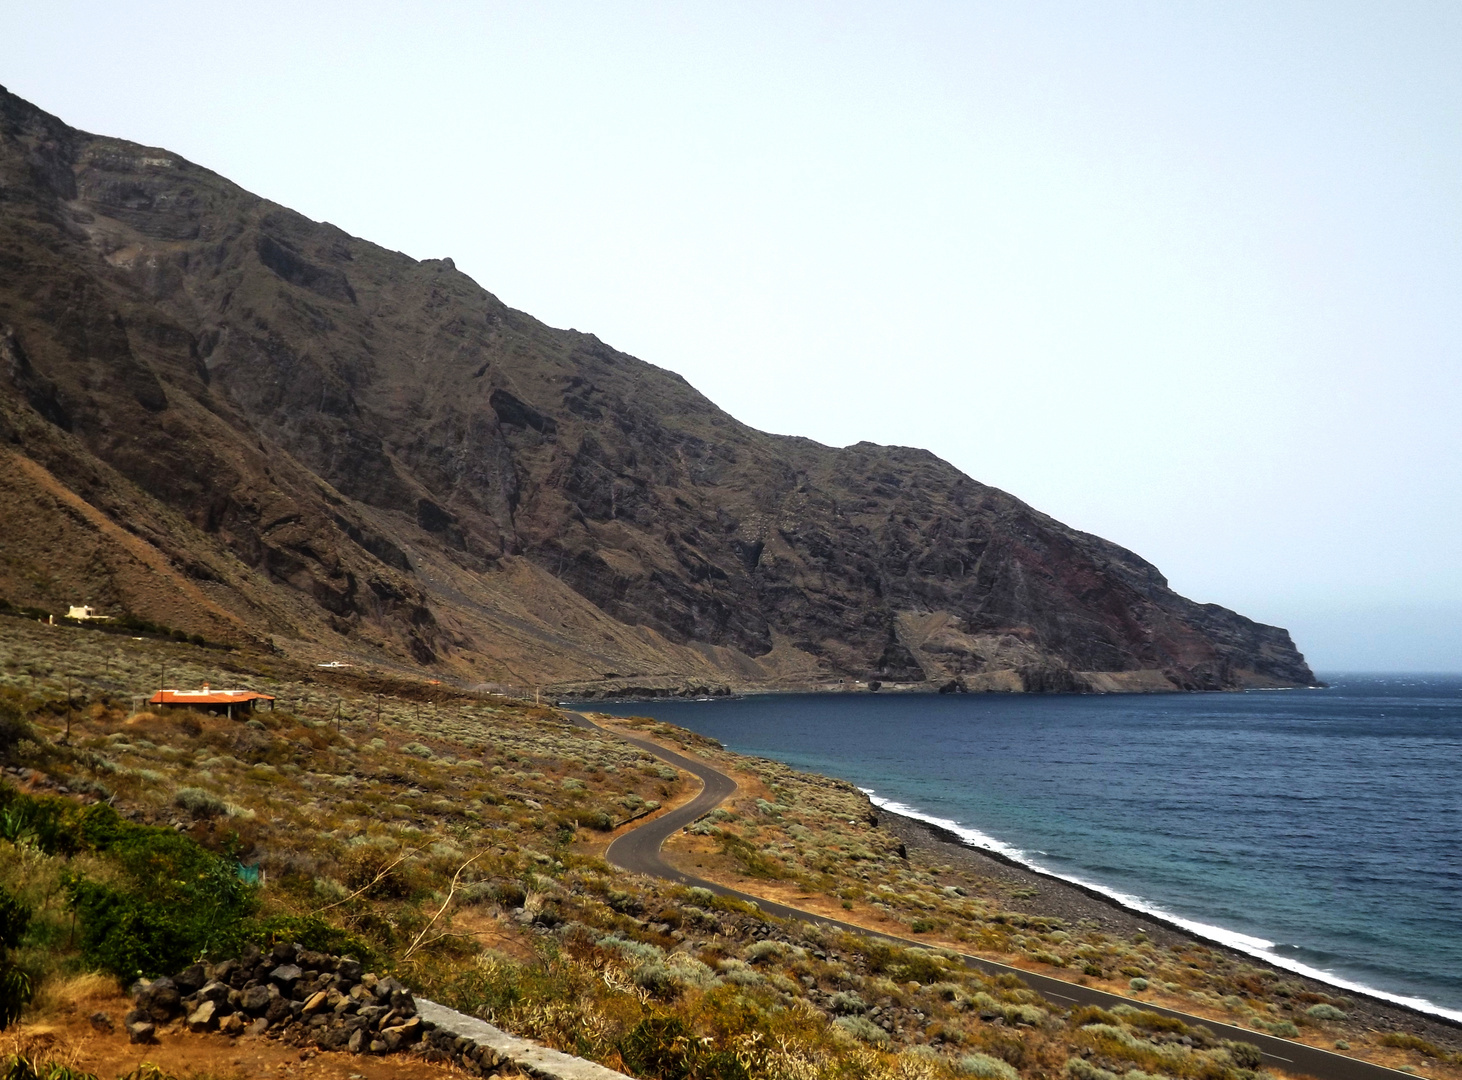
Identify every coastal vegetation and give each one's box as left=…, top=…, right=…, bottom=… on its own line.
left=0, top=618, right=1456, bottom=1080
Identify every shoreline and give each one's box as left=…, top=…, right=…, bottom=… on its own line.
left=873, top=801, right=1462, bottom=1046
left=559, top=679, right=1322, bottom=702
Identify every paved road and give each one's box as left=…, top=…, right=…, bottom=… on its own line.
left=569, top=712, right=1412, bottom=1080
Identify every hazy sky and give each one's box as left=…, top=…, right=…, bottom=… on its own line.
left=7, top=2, right=1460, bottom=671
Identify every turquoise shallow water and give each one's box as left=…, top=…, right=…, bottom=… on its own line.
left=583, top=675, right=1462, bottom=1020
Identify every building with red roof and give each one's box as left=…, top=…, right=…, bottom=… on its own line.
left=148, top=683, right=275, bottom=718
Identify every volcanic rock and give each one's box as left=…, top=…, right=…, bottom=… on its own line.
left=0, top=86, right=1315, bottom=693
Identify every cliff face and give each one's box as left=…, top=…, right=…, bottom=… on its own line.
left=0, top=88, right=1315, bottom=693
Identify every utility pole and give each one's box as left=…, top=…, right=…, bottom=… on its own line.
left=64, top=676, right=72, bottom=744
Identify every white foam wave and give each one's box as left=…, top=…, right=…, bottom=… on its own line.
left=862, top=790, right=1462, bottom=1024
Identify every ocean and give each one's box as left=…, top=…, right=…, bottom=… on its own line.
left=584, top=675, right=1462, bottom=1022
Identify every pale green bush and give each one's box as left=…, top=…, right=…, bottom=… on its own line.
left=958, top=1053, right=1019, bottom=1080
left=173, top=786, right=225, bottom=818
left=834, top=1015, right=890, bottom=1045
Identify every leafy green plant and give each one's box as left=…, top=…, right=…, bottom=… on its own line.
left=0, top=1055, right=100, bottom=1080
left=56, top=802, right=258, bottom=979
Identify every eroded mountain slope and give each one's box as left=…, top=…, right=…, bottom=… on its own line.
left=0, top=87, right=1314, bottom=692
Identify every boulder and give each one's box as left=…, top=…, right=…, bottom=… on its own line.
left=298, top=949, right=335, bottom=972
left=187, top=1000, right=217, bottom=1032
left=336, top=958, right=364, bottom=982
left=357, top=1005, right=387, bottom=1027
left=244, top=1017, right=270, bottom=1037
left=174, top=963, right=206, bottom=992
left=220, top=1013, right=247, bottom=1037
left=301, top=991, right=329, bottom=1015
left=88, top=1012, right=113, bottom=1033
left=239, top=984, right=275, bottom=1013
left=125, top=1018, right=156, bottom=1044
left=269, top=963, right=303, bottom=988
left=137, top=977, right=181, bottom=1021
left=271, top=941, right=298, bottom=965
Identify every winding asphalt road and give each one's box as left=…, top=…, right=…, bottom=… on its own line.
left=569, top=712, right=1416, bottom=1080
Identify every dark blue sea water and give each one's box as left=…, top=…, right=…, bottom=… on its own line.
left=585, top=675, right=1462, bottom=1020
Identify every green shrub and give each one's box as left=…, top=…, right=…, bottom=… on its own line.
left=1070, top=1005, right=1122, bottom=1027
left=1224, top=1041, right=1264, bottom=1069
left=1305, top=1002, right=1347, bottom=1021
left=1128, top=977, right=1149, bottom=992
left=59, top=803, right=258, bottom=979
left=251, top=915, right=372, bottom=964
left=1257, top=1019, right=1298, bottom=1038
left=957, top=1052, right=1019, bottom=1080
left=834, top=1015, right=890, bottom=1045
left=718, top=835, right=786, bottom=880
left=829, top=990, right=867, bottom=1014
left=1379, top=1033, right=1442, bottom=1056
left=0, top=885, right=33, bottom=1029
left=562, top=808, right=613, bottom=831
left=1064, top=1059, right=1119, bottom=1080
left=0, top=695, right=35, bottom=765
left=744, top=940, right=785, bottom=963
left=618, top=1016, right=697, bottom=1080
left=0, top=889, right=31, bottom=952
left=173, top=787, right=225, bottom=819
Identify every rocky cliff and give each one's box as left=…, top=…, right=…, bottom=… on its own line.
left=0, top=88, right=1316, bottom=694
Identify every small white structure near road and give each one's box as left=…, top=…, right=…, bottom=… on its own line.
left=66, top=605, right=110, bottom=621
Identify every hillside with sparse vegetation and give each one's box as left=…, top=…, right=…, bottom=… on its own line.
left=0, top=616, right=1456, bottom=1080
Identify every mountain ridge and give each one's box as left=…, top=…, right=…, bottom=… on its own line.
left=0, top=86, right=1316, bottom=694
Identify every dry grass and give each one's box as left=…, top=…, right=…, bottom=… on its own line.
left=28, top=973, right=117, bottom=1020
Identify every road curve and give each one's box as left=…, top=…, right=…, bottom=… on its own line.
left=567, top=712, right=1411, bottom=1080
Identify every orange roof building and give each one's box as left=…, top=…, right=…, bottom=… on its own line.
left=148, top=684, right=275, bottom=717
